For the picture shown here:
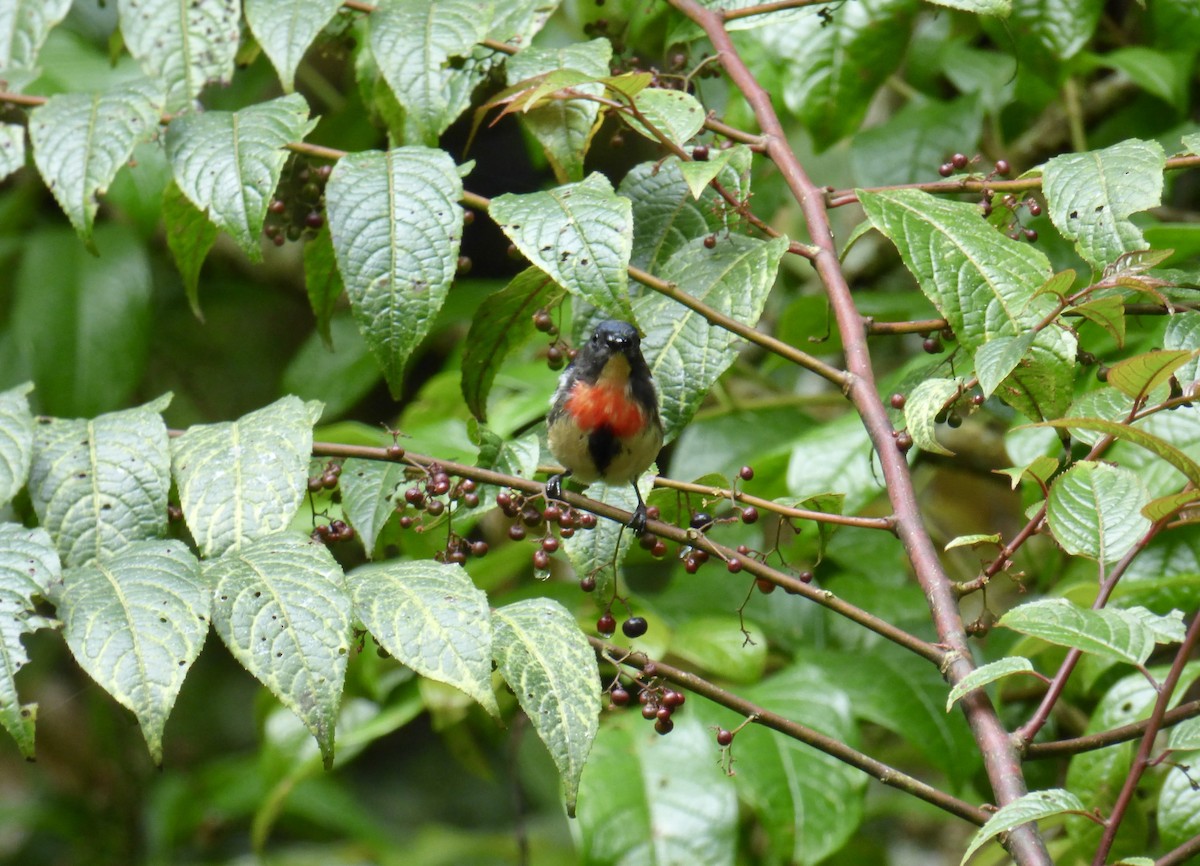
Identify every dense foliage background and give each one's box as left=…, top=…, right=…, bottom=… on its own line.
left=1, top=0, right=1199, bottom=864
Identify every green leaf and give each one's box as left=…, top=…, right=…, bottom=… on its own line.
left=677, top=144, right=749, bottom=199
left=996, top=454, right=1059, bottom=490
left=999, top=598, right=1180, bottom=664
left=58, top=540, right=207, bottom=763
left=280, top=315, right=381, bottom=423
left=461, top=268, right=564, bottom=421
left=349, top=559, right=497, bottom=716
left=849, top=96, right=983, bottom=187
left=162, top=180, right=217, bottom=320
left=302, top=224, right=344, bottom=349
left=1164, top=311, right=1200, bottom=394
left=976, top=333, right=1037, bottom=398
left=0, top=383, right=34, bottom=510
left=472, top=425, right=540, bottom=512
left=1035, top=417, right=1200, bottom=488
left=1090, top=47, right=1190, bottom=111
left=1010, top=0, right=1102, bottom=60
left=0, top=524, right=59, bottom=759
left=1042, top=139, right=1166, bottom=270
left=924, top=0, right=1010, bottom=12
left=29, top=397, right=172, bottom=568
left=325, top=147, right=465, bottom=398
left=0, top=0, right=71, bottom=68
left=1167, top=717, right=1200, bottom=751
left=116, top=0, right=240, bottom=112
left=562, top=475, right=650, bottom=598
left=1141, top=489, right=1200, bottom=522
left=491, top=173, right=634, bottom=320
left=639, top=234, right=789, bottom=439
left=1068, top=294, right=1126, bottom=346
left=492, top=598, right=600, bottom=816
left=961, top=789, right=1086, bottom=865
left=244, top=0, right=342, bottom=92
left=1106, top=349, right=1195, bottom=400
left=28, top=78, right=161, bottom=246
left=945, top=533, right=1002, bottom=550
left=904, top=377, right=961, bottom=456
left=787, top=411, right=883, bottom=513
left=670, top=616, right=767, bottom=683
left=339, top=457, right=406, bottom=557
left=165, top=93, right=317, bottom=260
left=206, top=534, right=351, bottom=767
left=505, top=39, right=610, bottom=184
left=369, top=0, right=493, bottom=146
left=946, top=657, right=1036, bottom=711
left=1159, top=749, right=1200, bottom=851
left=1046, top=461, right=1150, bottom=561
left=171, top=396, right=324, bottom=558
left=0, top=123, right=24, bottom=182
left=577, top=714, right=737, bottom=863
left=623, top=88, right=706, bottom=147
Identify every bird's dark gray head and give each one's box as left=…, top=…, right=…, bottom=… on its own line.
left=589, top=320, right=640, bottom=354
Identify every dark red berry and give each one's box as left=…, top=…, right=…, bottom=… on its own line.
left=470, top=541, right=489, bottom=557
left=533, top=309, right=554, bottom=332
left=462, top=492, right=480, bottom=508
left=399, top=516, right=414, bottom=529
left=426, top=499, right=445, bottom=516
left=736, top=544, right=750, bottom=555
left=651, top=540, right=667, bottom=558
left=656, top=706, right=672, bottom=722
left=447, top=549, right=466, bottom=565
left=386, top=443, right=405, bottom=460
left=693, top=144, right=710, bottom=161
left=322, top=471, right=338, bottom=489
left=305, top=211, right=324, bottom=229
left=269, top=199, right=286, bottom=215
left=690, top=512, right=712, bottom=530
left=522, top=508, right=543, bottom=527
left=642, top=703, right=659, bottom=720
left=923, top=337, right=942, bottom=354
left=684, top=556, right=700, bottom=574
left=167, top=504, right=183, bottom=522
left=938, top=163, right=955, bottom=177
left=654, top=717, right=674, bottom=735
left=739, top=465, right=754, bottom=481
left=896, top=431, right=913, bottom=452
left=951, top=153, right=968, bottom=169
left=971, top=394, right=985, bottom=406
left=890, top=393, right=906, bottom=410
left=645, top=506, right=660, bottom=521
left=597, top=613, right=616, bottom=635
left=1097, top=366, right=1109, bottom=382
left=456, top=255, right=472, bottom=275
left=716, top=728, right=734, bottom=746
left=611, top=686, right=630, bottom=706
left=1026, top=199, right=1042, bottom=216
left=756, top=578, right=775, bottom=594
left=546, top=345, right=564, bottom=370
left=541, top=536, right=560, bottom=553
left=543, top=504, right=562, bottom=523
left=703, top=234, right=717, bottom=249
left=1023, top=228, right=1038, bottom=242
left=560, top=527, right=574, bottom=538
left=798, top=570, right=814, bottom=584
left=508, top=524, right=526, bottom=541
left=579, top=513, right=597, bottom=529
left=994, top=159, right=1011, bottom=175
left=727, top=558, right=743, bottom=574
left=533, top=548, right=550, bottom=570
left=580, top=575, right=596, bottom=592
left=622, top=617, right=648, bottom=638
left=463, top=209, right=475, bottom=226
left=307, top=476, right=323, bottom=493
left=741, top=506, right=759, bottom=524
left=663, top=689, right=684, bottom=708
left=405, top=487, right=424, bottom=505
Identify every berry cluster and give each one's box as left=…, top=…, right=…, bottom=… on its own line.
left=992, top=193, right=1043, bottom=243
left=398, top=464, right=481, bottom=540
left=495, top=490, right=598, bottom=573
left=532, top=308, right=577, bottom=371
left=609, top=662, right=686, bottom=736
left=264, top=159, right=331, bottom=247
left=305, top=461, right=357, bottom=544
left=937, top=153, right=1009, bottom=180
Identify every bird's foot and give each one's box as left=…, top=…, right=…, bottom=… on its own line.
left=546, top=472, right=566, bottom=502
left=628, top=502, right=648, bottom=536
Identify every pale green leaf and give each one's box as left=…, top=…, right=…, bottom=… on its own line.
left=0, top=524, right=59, bottom=759
left=639, top=234, right=789, bottom=440
left=1035, top=417, right=1200, bottom=488
left=117, top=0, right=240, bottom=112
left=28, top=78, right=162, bottom=244
left=326, top=147, right=465, bottom=398
left=59, top=540, right=207, bottom=763
left=338, top=458, right=405, bottom=558
left=677, top=144, right=747, bottom=199
left=623, top=88, right=706, bottom=147
left=0, top=123, right=25, bottom=182
left=162, top=180, right=217, bottom=319
left=945, top=533, right=1002, bottom=550
left=0, top=383, right=34, bottom=509
left=171, top=396, right=324, bottom=558
left=350, top=559, right=498, bottom=716
left=1159, top=751, right=1200, bottom=851
left=492, top=598, right=600, bottom=816
left=670, top=616, right=767, bottom=683
left=491, top=173, right=634, bottom=320
left=961, top=789, right=1086, bottom=865
left=206, top=534, right=351, bottom=767
left=1167, top=717, right=1200, bottom=751
left=923, top=0, right=1010, bottom=13
left=29, top=397, right=172, bottom=568
left=562, top=474, right=651, bottom=599
left=1068, top=294, right=1126, bottom=346
left=244, top=0, right=342, bottom=92
left=946, top=657, right=1036, bottom=711
left=787, top=411, right=883, bottom=514
left=1042, top=139, right=1166, bottom=270
left=1142, top=489, right=1200, bottom=522
left=1010, top=0, right=1102, bottom=60
left=995, top=454, right=1059, bottom=490
left=0, top=0, right=71, bottom=68
left=1047, top=461, right=1150, bottom=561
left=904, top=378, right=962, bottom=456
left=1091, top=47, right=1189, bottom=110
left=1164, top=311, right=1200, bottom=394
left=1106, top=349, right=1195, bottom=400
left=976, top=333, right=1036, bottom=398
left=369, top=0, right=493, bottom=145
left=165, top=93, right=317, bottom=260
left=999, top=598, right=1179, bottom=664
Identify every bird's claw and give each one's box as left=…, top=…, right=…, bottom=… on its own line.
left=546, top=473, right=564, bottom=502
left=629, top=502, right=648, bottom=536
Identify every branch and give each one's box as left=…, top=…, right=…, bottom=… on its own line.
left=1157, top=833, right=1200, bottom=866
left=589, top=638, right=989, bottom=826
left=1024, top=699, right=1200, bottom=760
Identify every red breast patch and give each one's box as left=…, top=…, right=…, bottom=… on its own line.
left=565, top=380, right=644, bottom=437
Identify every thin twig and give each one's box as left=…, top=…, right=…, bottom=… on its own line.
left=1024, top=699, right=1200, bottom=760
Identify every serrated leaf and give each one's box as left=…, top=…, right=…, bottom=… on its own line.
left=1164, top=311, right=1200, bottom=394
left=29, top=397, right=172, bottom=568
left=995, top=454, right=1059, bottom=490
left=639, top=234, right=789, bottom=439
left=0, top=122, right=26, bottom=182
left=999, top=598, right=1179, bottom=664
left=461, top=267, right=564, bottom=421
left=162, top=180, right=217, bottom=320
left=1043, top=140, right=1165, bottom=270
left=904, top=378, right=961, bottom=456
left=677, top=145, right=744, bottom=199
left=349, top=559, right=497, bottom=716
left=206, top=534, right=351, bottom=767
left=58, top=540, right=206, bottom=763
left=492, top=598, right=600, bottom=816
left=946, top=657, right=1036, bottom=711
left=0, top=383, right=34, bottom=510
left=171, top=396, right=323, bottom=558
left=961, top=789, right=1086, bottom=865
left=28, top=78, right=162, bottom=245
left=369, top=0, right=493, bottom=146
left=622, top=88, right=706, bottom=147
left=244, top=0, right=342, bottom=92
left=165, top=93, right=317, bottom=260
left=338, top=457, right=406, bottom=557
left=491, top=173, right=634, bottom=320
left=1107, top=349, right=1195, bottom=400
left=1068, top=294, right=1126, bottom=346
left=945, top=533, right=1002, bottom=550
left=117, top=0, right=240, bottom=112
left=325, top=147, right=464, bottom=399
left=0, top=0, right=71, bottom=68
left=924, top=0, right=1010, bottom=12
left=976, top=333, right=1036, bottom=398
left=506, top=39, right=610, bottom=184
left=1142, top=489, right=1200, bottom=522
left=562, top=475, right=650, bottom=598
left=0, top=524, right=59, bottom=759
left=1035, top=417, right=1200, bottom=488
left=1047, top=461, right=1150, bottom=562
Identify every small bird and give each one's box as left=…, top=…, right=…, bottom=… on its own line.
left=545, top=320, right=664, bottom=535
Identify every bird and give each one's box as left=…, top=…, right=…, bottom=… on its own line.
left=545, top=320, right=664, bottom=535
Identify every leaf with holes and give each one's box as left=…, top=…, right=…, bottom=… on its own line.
left=1047, top=461, right=1150, bottom=562
left=206, top=534, right=351, bottom=768
left=623, top=88, right=706, bottom=147
left=244, top=0, right=342, bottom=92
left=0, top=123, right=25, bottom=182
left=638, top=234, right=788, bottom=440
left=492, top=173, right=634, bottom=320
left=29, top=396, right=172, bottom=568
left=171, top=396, right=324, bottom=558
left=59, top=540, right=207, bottom=763
left=339, top=458, right=407, bottom=558
left=946, top=657, right=1036, bottom=711
left=28, top=78, right=162, bottom=246
left=904, top=378, right=962, bottom=457
left=162, top=181, right=217, bottom=320
left=326, top=147, right=465, bottom=398
left=999, top=599, right=1180, bottom=665
left=0, top=525, right=59, bottom=759
left=961, top=789, right=1086, bottom=865
left=0, top=383, right=34, bottom=510
left=1043, top=139, right=1165, bottom=270
left=117, top=0, right=240, bottom=112
left=165, top=93, right=317, bottom=260
left=0, top=0, right=71, bottom=68
left=492, top=598, right=600, bottom=817
left=350, top=559, right=497, bottom=716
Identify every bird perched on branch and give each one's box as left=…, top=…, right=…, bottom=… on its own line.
left=545, top=320, right=663, bottom=535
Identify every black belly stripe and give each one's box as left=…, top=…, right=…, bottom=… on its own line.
left=587, top=425, right=621, bottom=476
